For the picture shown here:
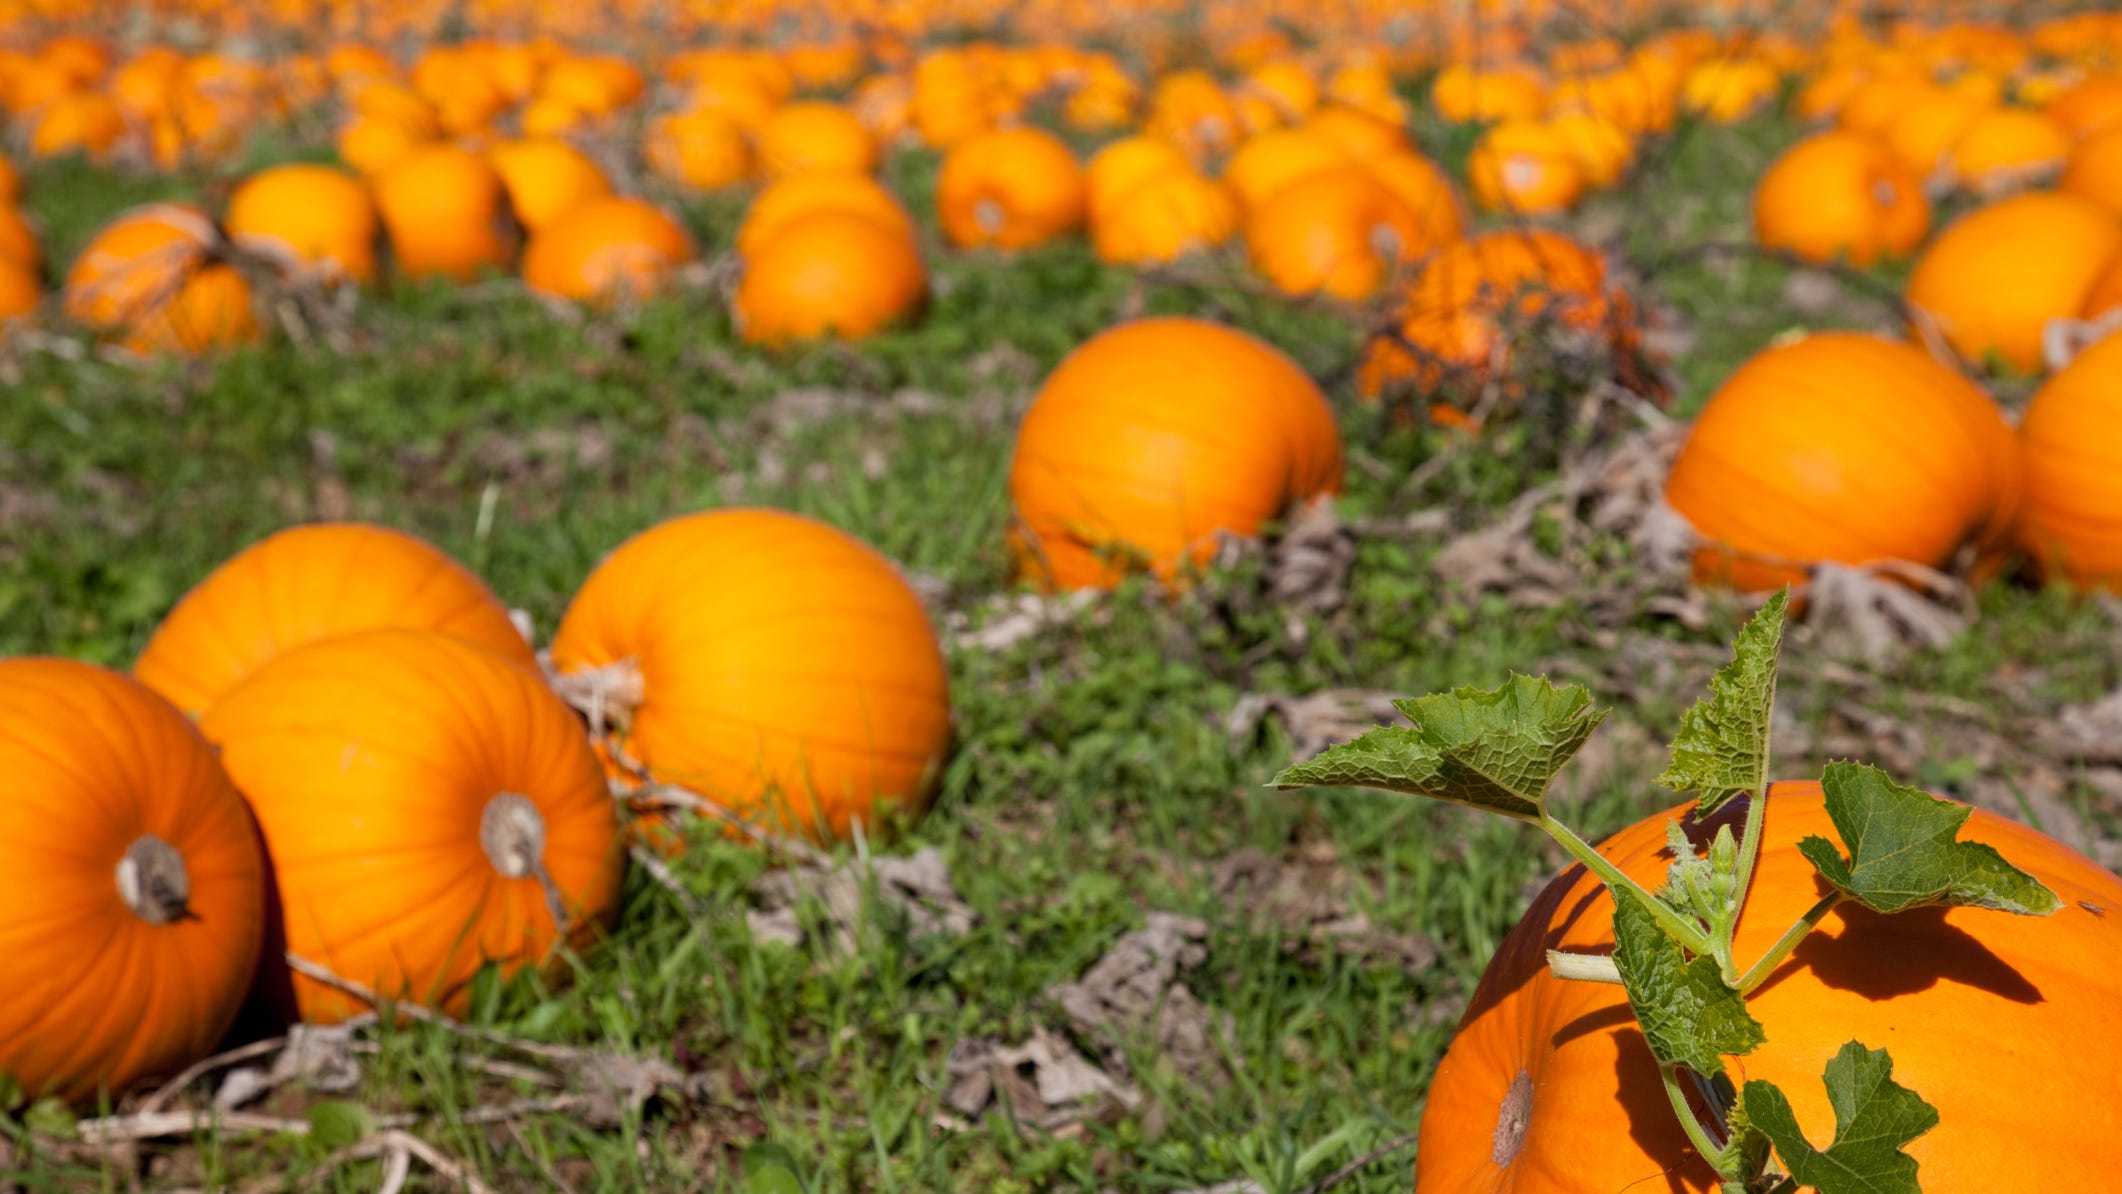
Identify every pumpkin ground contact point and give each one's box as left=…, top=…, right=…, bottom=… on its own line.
left=116, top=835, right=192, bottom=926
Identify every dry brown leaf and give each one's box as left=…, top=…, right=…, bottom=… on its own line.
left=1225, top=689, right=1406, bottom=762
left=1045, top=913, right=1238, bottom=1087
left=1211, top=848, right=1439, bottom=976
left=747, top=847, right=977, bottom=954
left=1794, top=561, right=1975, bottom=666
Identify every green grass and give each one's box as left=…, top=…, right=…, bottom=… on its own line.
left=3, top=104, right=2117, bottom=1194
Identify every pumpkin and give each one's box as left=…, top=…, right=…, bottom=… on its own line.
left=1664, top=332, right=2021, bottom=591
left=522, top=196, right=694, bottom=304
left=0, top=255, right=37, bottom=323
left=548, top=508, right=951, bottom=844
left=28, top=92, right=127, bottom=160
left=1467, top=120, right=1586, bottom=215
left=487, top=137, right=611, bottom=234
left=371, top=143, right=517, bottom=283
left=1906, top=191, right=2122, bottom=373
left=1545, top=111, right=1635, bottom=187
left=1243, top=164, right=1430, bottom=299
left=1679, top=55, right=1779, bottom=123
left=1947, top=106, right=2072, bottom=195
left=2016, top=330, right=2122, bottom=590
left=0, top=203, right=39, bottom=271
left=1753, top=130, right=1930, bottom=266
left=2061, top=125, right=2122, bottom=216
left=1414, top=779, right=2122, bottom=1191
left=135, top=522, right=535, bottom=718
left=735, top=172, right=918, bottom=260
left=1837, top=71, right=1938, bottom=136
left=0, top=659, right=264, bottom=1103
left=733, top=210, right=925, bottom=344
left=2086, top=251, right=2122, bottom=321
left=936, top=126, right=1087, bottom=250
left=1364, top=152, right=1467, bottom=247
left=753, top=101, right=879, bottom=178
left=1091, top=167, right=1240, bottom=266
left=1302, top=104, right=1411, bottom=160
left=63, top=203, right=260, bottom=356
left=0, top=150, right=18, bottom=202
left=1431, top=62, right=1548, bottom=124
left=1357, top=229, right=1632, bottom=398
left=1085, top=135, right=1194, bottom=223
left=225, top=162, right=380, bottom=286
left=1009, top=317, right=1342, bottom=590
left=335, top=113, right=434, bottom=177
left=1221, top=128, right=1349, bottom=211
left=644, top=108, right=753, bottom=191
left=1880, top=90, right=1992, bottom=178
left=2047, top=75, right=2122, bottom=139
left=200, top=630, right=622, bottom=1024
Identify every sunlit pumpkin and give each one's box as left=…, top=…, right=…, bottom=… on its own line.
left=733, top=210, right=925, bottom=344
left=134, top=521, right=535, bottom=718
left=2061, top=125, right=2122, bottom=216
left=549, top=508, right=951, bottom=844
left=1221, top=128, right=1349, bottom=211
left=1244, top=164, right=1431, bottom=300
left=487, top=138, right=611, bottom=234
left=2016, top=330, right=2122, bottom=590
left=644, top=108, right=753, bottom=192
left=200, top=630, right=623, bottom=1025
left=0, top=255, right=37, bottom=323
left=1009, top=317, right=1342, bottom=590
left=0, top=203, right=40, bottom=272
left=936, top=126, right=1087, bottom=250
left=2047, top=75, right=2122, bottom=139
left=1665, top=332, right=2021, bottom=591
left=1431, top=62, right=1547, bottom=124
left=0, top=659, right=263, bottom=1104
left=1468, top=120, right=1586, bottom=215
left=1754, top=130, right=1931, bottom=266
left=1414, top=780, right=2122, bottom=1191
left=63, top=203, right=260, bottom=356
left=1085, top=135, right=1195, bottom=223
left=753, top=101, right=879, bottom=178
left=372, top=144, right=517, bottom=283
left=1905, top=190, right=2122, bottom=372
left=522, top=196, right=695, bottom=304
left=1091, top=166, right=1240, bottom=266
left=735, top=172, right=918, bottom=260
left=225, top=162, right=380, bottom=286
left=1947, top=106, right=2073, bottom=195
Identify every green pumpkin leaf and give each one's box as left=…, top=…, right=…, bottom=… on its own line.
left=742, top=1142, right=810, bottom=1194
left=1658, top=591, right=1788, bottom=815
left=1741, top=1042, right=1938, bottom=1193
left=304, top=1100, right=374, bottom=1152
left=1611, top=891, right=1764, bottom=1075
left=1799, top=763, right=2062, bottom=916
left=21, top=1097, right=76, bottom=1139
left=1271, top=675, right=1607, bottom=821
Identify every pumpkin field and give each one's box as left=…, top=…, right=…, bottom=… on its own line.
left=5, top=1, right=2122, bottom=1190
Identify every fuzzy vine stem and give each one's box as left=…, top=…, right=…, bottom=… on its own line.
left=1737, top=893, right=1845, bottom=994
left=1541, top=817, right=1716, bottom=956
left=1658, top=1066, right=1730, bottom=1178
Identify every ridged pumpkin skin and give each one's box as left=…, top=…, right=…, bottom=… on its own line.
left=1091, top=168, right=1241, bottom=265
left=1947, top=106, right=2071, bottom=196
left=487, top=138, right=611, bottom=233
left=644, top=108, right=752, bottom=191
left=753, top=101, right=878, bottom=178
left=200, top=630, right=622, bottom=1024
left=1244, top=164, right=1431, bottom=300
left=1415, top=780, right=2122, bottom=1192
left=0, top=659, right=264, bottom=1103
left=0, top=203, right=43, bottom=272
left=1009, top=317, right=1343, bottom=590
left=1468, top=120, right=1586, bottom=216
left=1222, top=128, right=1349, bottom=211
left=1665, top=332, right=2020, bottom=591
left=372, top=144, right=516, bottom=282
left=64, top=203, right=261, bottom=356
left=2060, top=126, right=2122, bottom=218
left=1753, top=130, right=1931, bottom=266
left=549, top=509, right=951, bottom=844
left=1085, top=136, right=1194, bottom=223
left=733, top=210, right=926, bottom=344
left=735, top=172, right=918, bottom=260
left=1906, top=191, right=2122, bottom=373
left=2018, top=331, right=2122, bottom=590
left=226, top=163, right=380, bottom=285
left=134, top=522, right=534, bottom=718
left=936, top=126, right=1087, bottom=249
left=522, top=196, right=694, bottom=304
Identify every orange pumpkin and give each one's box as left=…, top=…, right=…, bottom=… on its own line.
left=936, top=126, right=1087, bottom=250
left=372, top=144, right=516, bottom=283
left=1431, top=62, right=1547, bottom=124
left=335, top=113, right=434, bottom=177
left=28, top=92, right=127, bottom=160
left=753, top=101, right=879, bottom=178
left=1544, top=111, right=1635, bottom=188
left=1947, top=106, right=2072, bottom=194
left=200, top=630, right=622, bottom=1025
left=734, top=210, right=925, bottom=344
left=1085, top=135, right=1195, bottom=223
left=1906, top=191, right=2122, bottom=373
left=1467, top=120, right=1585, bottom=215
left=2061, top=125, right=2122, bottom=216
left=1358, top=229, right=1632, bottom=397
left=2047, top=75, right=2122, bottom=139
left=1665, top=332, right=2020, bottom=591
left=1222, top=128, right=1350, bottom=210
left=1880, top=89, right=1992, bottom=178
left=735, top=172, right=918, bottom=260
left=1753, top=130, right=1930, bottom=266
left=0, top=255, right=37, bottom=323
left=1414, top=780, right=2122, bottom=1191
left=0, top=151, right=18, bottom=203
left=2017, top=330, right=2122, bottom=590
left=0, top=203, right=40, bottom=272
left=134, top=522, right=535, bottom=718
left=63, top=203, right=260, bottom=356
left=522, top=196, right=694, bottom=304
left=1091, top=167, right=1240, bottom=266
left=644, top=110, right=750, bottom=195
left=1302, top=104, right=1411, bottom=160
left=1364, top=152, right=1467, bottom=247
left=487, top=138, right=611, bottom=234
left=1009, top=317, right=1342, bottom=590
left=1244, top=165, right=1432, bottom=300
left=0, top=659, right=264, bottom=1103
left=226, top=163, right=380, bottom=286
left=549, top=508, right=951, bottom=844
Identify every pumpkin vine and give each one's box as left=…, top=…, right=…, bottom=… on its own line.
left=1274, top=591, right=2063, bottom=1193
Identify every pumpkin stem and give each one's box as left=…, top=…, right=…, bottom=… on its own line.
left=547, top=656, right=646, bottom=734
left=974, top=198, right=1005, bottom=237
left=481, top=793, right=573, bottom=939
left=116, top=835, right=192, bottom=926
